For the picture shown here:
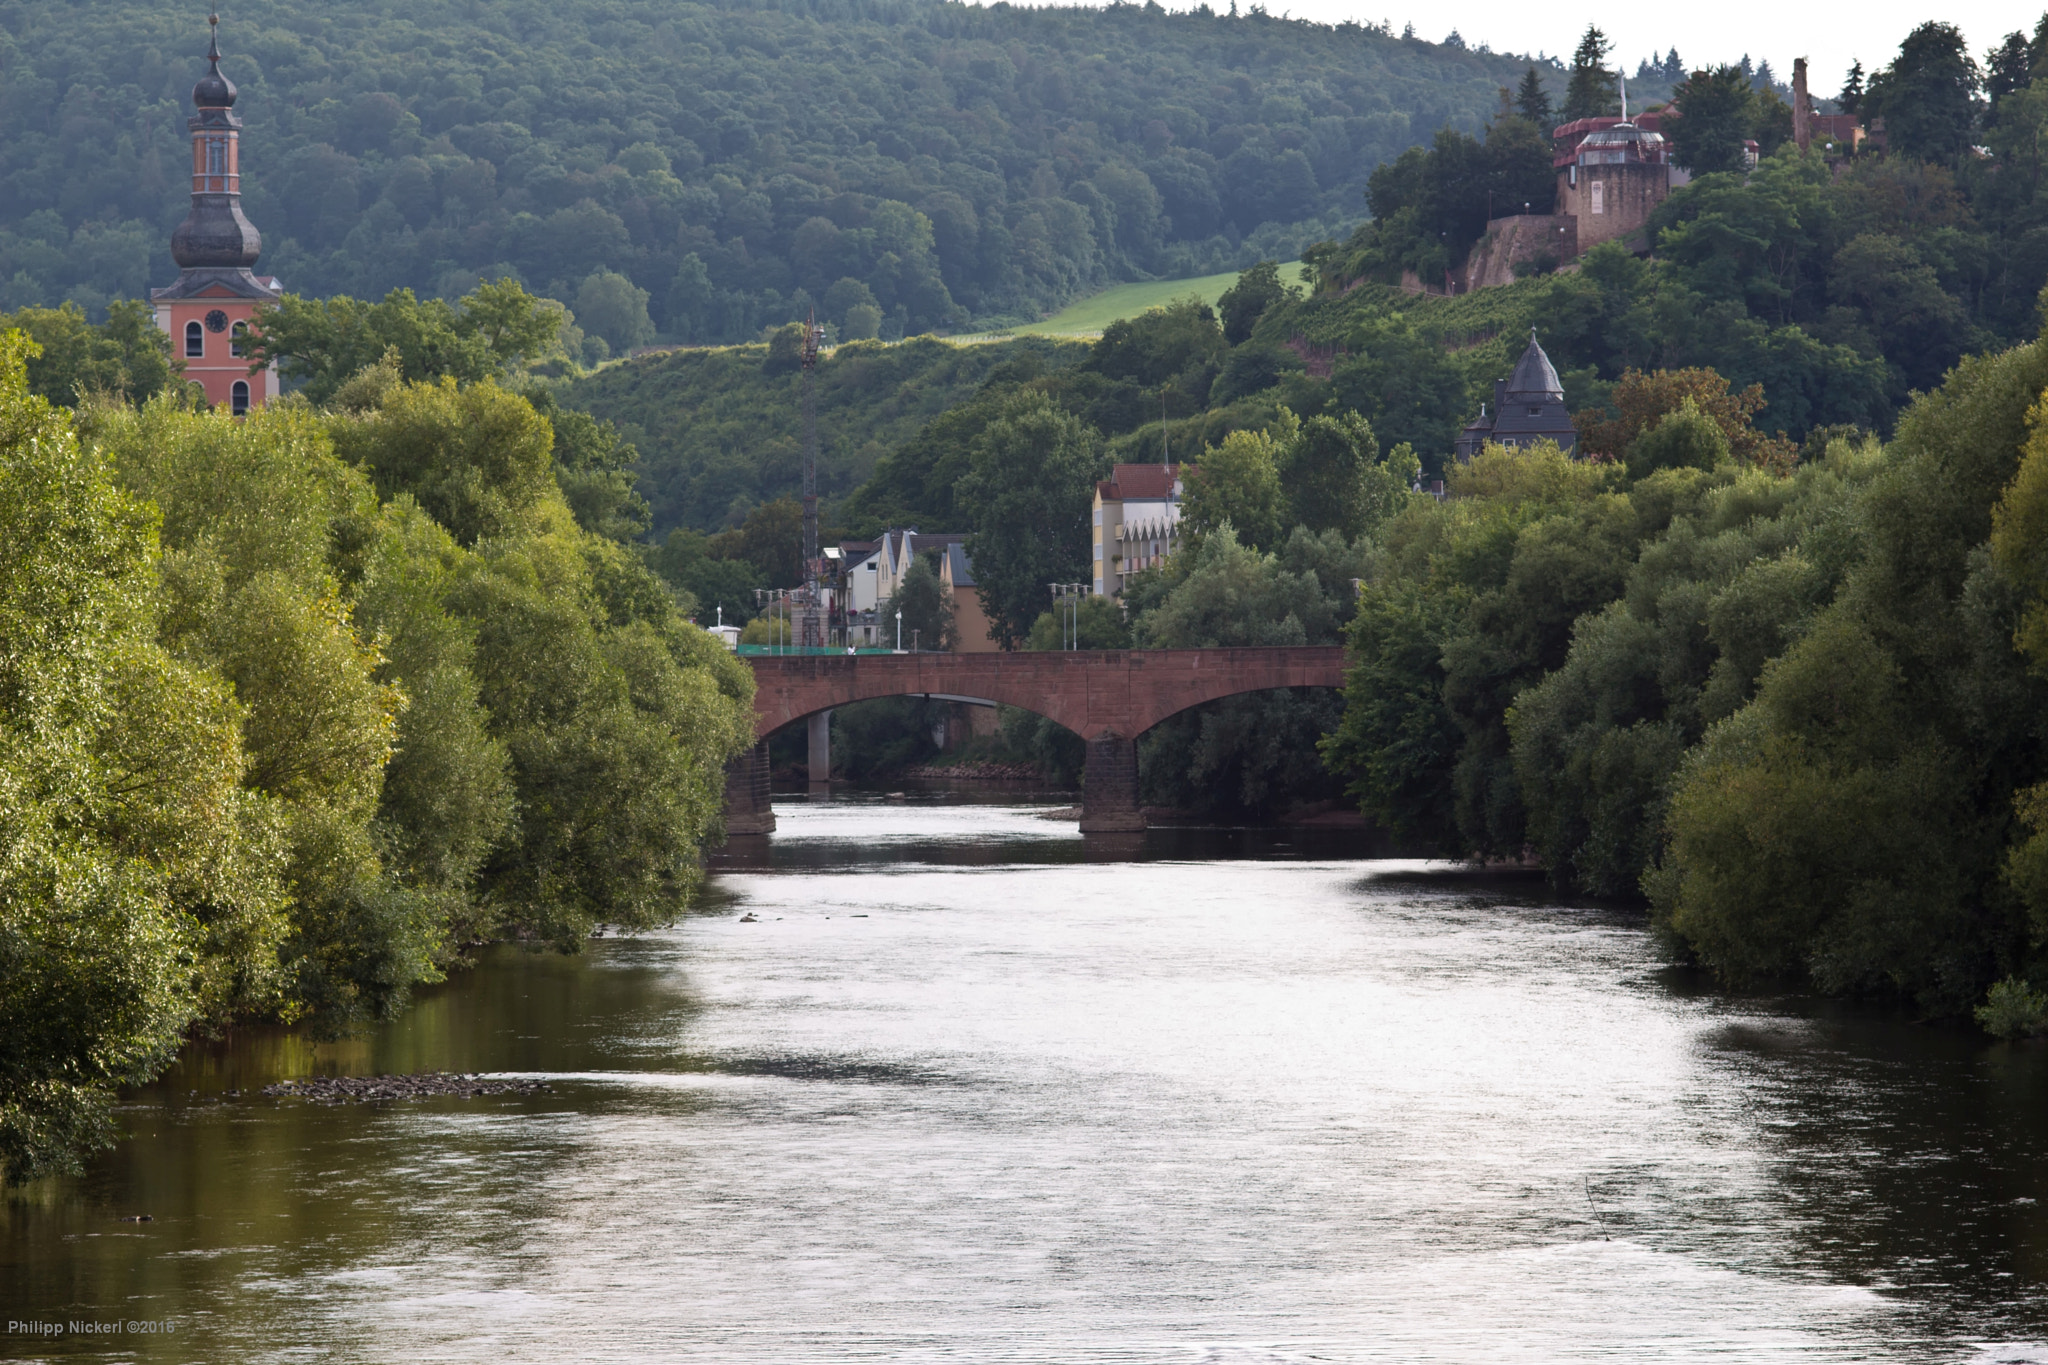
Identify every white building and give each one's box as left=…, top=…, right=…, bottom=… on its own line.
left=1091, top=463, right=1185, bottom=597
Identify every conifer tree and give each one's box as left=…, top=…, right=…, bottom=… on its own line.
left=1563, top=26, right=1618, bottom=121
left=1516, top=66, right=1554, bottom=130
left=1838, top=60, right=1865, bottom=115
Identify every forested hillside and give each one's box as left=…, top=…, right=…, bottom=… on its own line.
left=567, top=333, right=1086, bottom=532
left=0, top=0, right=1538, bottom=343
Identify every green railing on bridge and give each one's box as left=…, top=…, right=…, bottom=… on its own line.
left=733, top=645, right=911, bottom=657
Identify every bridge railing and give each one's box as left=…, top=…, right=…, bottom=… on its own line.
left=733, top=645, right=908, bottom=657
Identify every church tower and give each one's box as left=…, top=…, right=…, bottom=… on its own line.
left=150, top=14, right=282, bottom=414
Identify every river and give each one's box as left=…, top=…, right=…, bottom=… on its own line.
left=6, top=795, right=2048, bottom=1363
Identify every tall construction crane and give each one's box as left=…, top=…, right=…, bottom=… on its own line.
left=798, top=312, right=826, bottom=648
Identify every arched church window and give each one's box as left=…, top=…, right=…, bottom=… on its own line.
left=206, top=137, right=227, bottom=176
left=230, top=320, right=248, bottom=358
left=230, top=380, right=250, bottom=416
left=185, top=321, right=204, bottom=357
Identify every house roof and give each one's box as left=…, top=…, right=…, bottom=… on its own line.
left=941, top=542, right=976, bottom=588
left=1505, top=329, right=1563, bottom=399
left=1097, top=462, right=1182, bottom=502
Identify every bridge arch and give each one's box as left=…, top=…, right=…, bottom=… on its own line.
left=727, top=647, right=1347, bottom=834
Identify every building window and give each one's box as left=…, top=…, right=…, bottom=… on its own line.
left=230, top=320, right=248, bottom=358
left=230, top=380, right=250, bottom=416
left=1591, top=181, right=1605, bottom=215
left=184, top=321, right=204, bottom=357
left=206, top=136, right=227, bottom=176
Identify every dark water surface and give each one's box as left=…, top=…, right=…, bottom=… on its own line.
left=8, top=795, right=2048, bottom=1363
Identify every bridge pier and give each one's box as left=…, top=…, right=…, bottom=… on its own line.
left=721, top=739, right=776, bottom=836
left=807, top=709, right=832, bottom=785
left=1079, top=732, right=1146, bottom=833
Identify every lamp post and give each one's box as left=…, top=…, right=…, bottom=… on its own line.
left=895, top=609, right=903, bottom=652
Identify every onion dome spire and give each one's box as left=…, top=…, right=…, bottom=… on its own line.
left=192, top=14, right=238, bottom=110
left=170, top=13, right=262, bottom=270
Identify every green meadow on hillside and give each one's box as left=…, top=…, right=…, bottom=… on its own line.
left=999, top=262, right=1315, bottom=337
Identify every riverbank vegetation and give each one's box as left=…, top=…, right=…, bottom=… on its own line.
left=0, top=293, right=753, bottom=1185
left=1321, top=344, right=2048, bottom=1025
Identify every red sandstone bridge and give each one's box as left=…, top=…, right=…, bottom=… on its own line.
left=724, top=647, right=1348, bottom=834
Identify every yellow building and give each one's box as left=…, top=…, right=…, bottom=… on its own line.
left=1091, top=463, right=1184, bottom=597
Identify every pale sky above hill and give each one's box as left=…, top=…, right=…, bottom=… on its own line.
left=1050, top=1, right=2026, bottom=105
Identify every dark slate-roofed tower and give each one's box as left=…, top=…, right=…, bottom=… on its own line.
left=1454, top=329, right=1578, bottom=458
left=152, top=14, right=283, bottom=413
left=170, top=14, right=261, bottom=269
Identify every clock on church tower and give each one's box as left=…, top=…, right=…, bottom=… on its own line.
left=150, top=14, right=283, bottom=415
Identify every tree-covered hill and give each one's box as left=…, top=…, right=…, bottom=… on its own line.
left=0, top=0, right=1541, bottom=344
left=561, top=333, right=1086, bottom=532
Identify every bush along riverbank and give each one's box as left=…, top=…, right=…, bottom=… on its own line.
left=0, top=328, right=755, bottom=1186
left=1322, top=329, right=2048, bottom=1030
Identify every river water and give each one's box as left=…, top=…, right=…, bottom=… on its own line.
left=8, top=795, right=2048, bottom=1363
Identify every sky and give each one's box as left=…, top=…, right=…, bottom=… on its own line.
left=1048, top=1, right=2030, bottom=100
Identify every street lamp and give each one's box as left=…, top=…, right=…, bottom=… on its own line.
left=895, top=609, right=903, bottom=652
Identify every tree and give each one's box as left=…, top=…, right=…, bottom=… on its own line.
left=1182, top=423, right=1286, bottom=550
left=957, top=393, right=1104, bottom=647
left=1563, top=27, right=1618, bottom=122
left=1655, top=333, right=2048, bottom=1015
left=0, top=301, right=181, bottom=407
left=1864, top=23, right=1981, bottom=163
left=1516, top=66, right=1555, bottom=131
left=646, top=528, right=764, bottom=624
left=520, top=388, right=651, bottom=543
left=1025, top=595, right=1130, bottom=650
left=1217, top=262, right=1299, bottom=345
left=883, top=556, right=953, bottom=651
left=1277, top=409, right=1416, bottom=537
left=1624, top=398, right=1731, bottom=478
left=1575, top=367, right=1797, bottom=470
left=248, top=281, right=561, bottom=405
left=0, top=333, right=279, bottom=1183
left=330, top=379, right=560, bottom=547
left=574, top=272, right=656, bottom=355
left=1666, top=67, right=1758, bottom=176
left=1839, top=60, right=1865, bottom=115
left=1988, top=32, right=2032, bottom=118
left=707, top=497, right=805, bottom=589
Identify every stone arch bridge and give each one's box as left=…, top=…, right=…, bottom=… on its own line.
left=724, top=647, right=1347, bottom=834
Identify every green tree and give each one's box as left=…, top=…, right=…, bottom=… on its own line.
left=574, top=271, right=656, bottom=355
left=1025, top=594, right=1130, bottom=650
left=1625, top=398, right=1732, bottom=478
left=1864, top=23, right=1982, bottom=163
left=522, top=388, right=652, bottom=543
left=1182, top=422, right=1286, bottom=549
left=1655, top=333, right=2048, bottom=1015
left=706, top=497, right=805, bottom=589
left=331, top=379, right=561, bottom=547
left=0, top=333, right=284, bottom=1186
left=1516, top=66, right=1555, bottom=130
left=957, top=393, right=1105, bottom=647
left=1666, top=67, right=1758, bottom=176
left=1279, top=409, right=1419, bottom=537
left=249, top=280, right=561, bottom=405
left=0, top=301, right=181, bottom=407
left=883, top=556, right=954, bottom=651
left=1563, top=27, right=1618, bottom=122
left=1216, top=262, right=1299, bottom=345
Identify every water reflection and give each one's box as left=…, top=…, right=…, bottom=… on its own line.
left=6, top=797, right=2048, bottom=1363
